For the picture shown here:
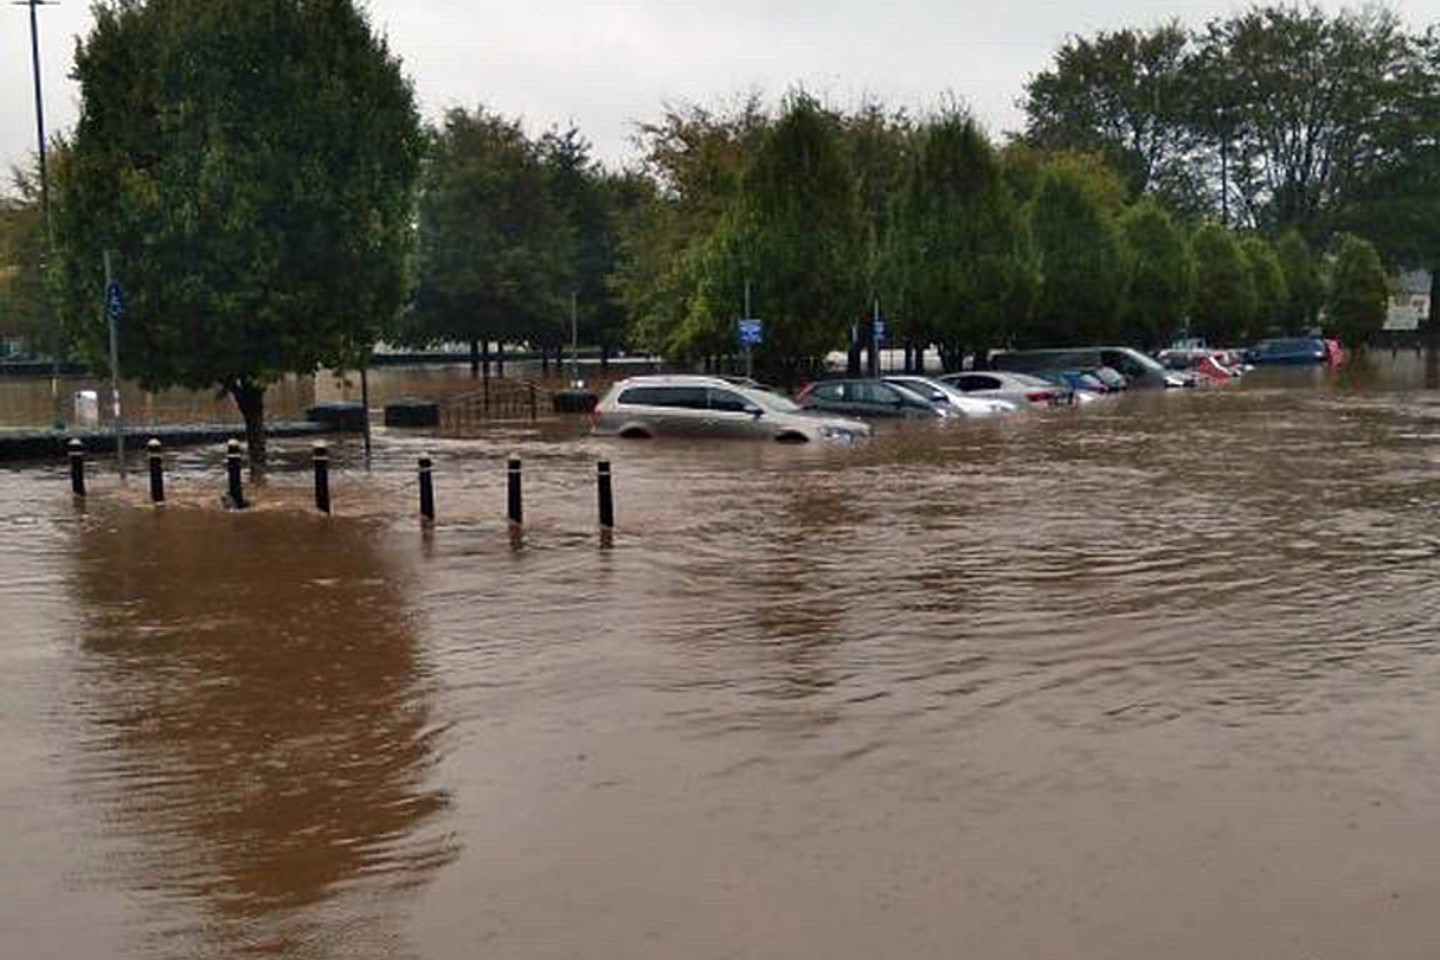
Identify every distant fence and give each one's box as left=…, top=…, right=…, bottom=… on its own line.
left=437, top=378, right=547, bottom=432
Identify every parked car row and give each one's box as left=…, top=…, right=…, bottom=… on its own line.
left=591, top=339, right=1307, bottom=444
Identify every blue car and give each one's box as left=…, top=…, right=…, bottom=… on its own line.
left=1243, top=337, right=1328, bottom=365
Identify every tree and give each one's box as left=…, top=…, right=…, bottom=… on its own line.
left=53, top=0, right=422, bottom=465
left=1326, top=233, right=1388, bottom=348
left=1188, top=5, right=1414, bottom=237
left=1022, top=23, right=1197, bottom=205
left=1024, top=160, right=1126, bottom=346
left=615, top=98, right=768, bottom=359
left=887, top=109, right=1032, bottom=368
left=406, top=108, right=572, bottom=376
left=1189, top=223, right=1253, bottom=345
left=1275, top=229, right=1323, bottom=333
left=701, top=93, right=864, bottom=382
left=0, top=169, right=49, bottom=355
left=537, top=126, right=633, bottom=371
left=1239, top=235, right=1288, bottom=336
left=1118, top=199, right=1192, bottom=349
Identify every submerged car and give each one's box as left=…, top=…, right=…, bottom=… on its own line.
left=936, top=370, right=1075, bottom=409
left=796, top=378, right=951, bottom=419
left=880, top=375, right=1019, bottom=417
left=1243, top=337, right=1328, bottom=365
left=592, top=375, right=871, bottom=443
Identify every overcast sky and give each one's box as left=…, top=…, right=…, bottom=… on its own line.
left=4, top=0, right=1439, bottom=182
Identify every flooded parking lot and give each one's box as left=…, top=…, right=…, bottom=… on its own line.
left=4, top=357, right=1440, bottom=959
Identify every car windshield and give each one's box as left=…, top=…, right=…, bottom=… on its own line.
left=737, top=383, right=802, bottom=413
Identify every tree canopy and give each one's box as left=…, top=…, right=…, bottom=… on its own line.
left=53, top=0, right=422, bottom=463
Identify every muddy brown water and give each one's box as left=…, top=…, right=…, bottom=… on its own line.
left=4, top=357, right=1440, bottom=959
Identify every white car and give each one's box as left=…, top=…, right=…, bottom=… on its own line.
left=592, top=375, right=871, bottom=443
left=882, top=375, right=1020, bottom=417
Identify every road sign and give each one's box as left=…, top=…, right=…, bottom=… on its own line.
left=106, top=281, right=124, bottom=322
left=873, top=317, right=886, bottom=345
left=738, top=317, right=762, bottom=347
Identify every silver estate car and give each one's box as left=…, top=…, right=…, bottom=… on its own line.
left=592, top=375, right=871, bottom=443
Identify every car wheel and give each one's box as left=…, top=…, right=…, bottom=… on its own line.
left=774, top=432, right=809, bottom=444
left=618, top=427, right=652, bottom=439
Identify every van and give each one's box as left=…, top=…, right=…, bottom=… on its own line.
left=990, top=347, right=1185, bottom=389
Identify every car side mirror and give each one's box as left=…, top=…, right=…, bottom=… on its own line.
left=744, top=404, right=763, bottom=419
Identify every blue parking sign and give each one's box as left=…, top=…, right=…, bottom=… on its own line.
left=873, top=317, right=886, bottom=345
left=106, top=281, right=124, bottom=322
left=738, top=318, right=762, bottom=347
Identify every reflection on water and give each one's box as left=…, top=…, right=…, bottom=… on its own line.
left=6, top=354, right=1440, bottom=958
left=68, top=506, right=454, bottom=959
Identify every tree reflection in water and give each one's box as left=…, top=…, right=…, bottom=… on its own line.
left=69, top=505, right=455, bottom=959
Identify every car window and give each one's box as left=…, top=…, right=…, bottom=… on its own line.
left=811, top=382, right=843, bottom=400
left=618, top=385, right=708, bottom=408
left=957, top=375, right=998, bottom=390
left=707, top=388, right=750, bottom=412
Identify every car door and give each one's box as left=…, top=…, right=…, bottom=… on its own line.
left=705, top=387, right=765, bottom=438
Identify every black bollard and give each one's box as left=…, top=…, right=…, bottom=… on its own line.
left=418, top=455, right=435, bottom=523
left=147, top=438, right=165, bottom=504
left=507, top=456, right=523, bottom=528
left=597, top=460, right=615, bottom=530
left=225, top=438, right=246, bottom=509
left=313, top=442, right=331, bottom=514
left=68, top=438, right=85, bottom=497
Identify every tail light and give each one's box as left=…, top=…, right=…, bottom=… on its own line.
left=1024, top=390, right=1052, bottom=405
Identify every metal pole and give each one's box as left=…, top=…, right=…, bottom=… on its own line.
left=225, top=438, right=245, bottom=509
left=744, top=279, right=753, bottom=381
left=507, top=456, right=522, bottom=529
left=597, top=460, right=614, bottom=530
left=103, top=249, right=125, bottom=479
left=147, top=438, right=164, bottom=503
left=313, top=442, right=330, bottom=514
left=16, top=0, right=60, bottom=427
left=68, top=437, right=84, bottom=497
left=359, top=363, right=372, bottom=472
left=418, top=455, right=434, bottom=523
left=570, top=290, right=579, bottom=387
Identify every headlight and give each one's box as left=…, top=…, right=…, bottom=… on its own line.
left=819, top=424, right=867, bottom=441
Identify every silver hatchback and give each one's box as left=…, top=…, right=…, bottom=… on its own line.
left=592, top=375, right=871, bottom=443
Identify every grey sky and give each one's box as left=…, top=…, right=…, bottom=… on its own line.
left=4, top=0, right=1438, bottom=181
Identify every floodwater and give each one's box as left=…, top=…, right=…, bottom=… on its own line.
left=5, top=356, right=1440, bottom=959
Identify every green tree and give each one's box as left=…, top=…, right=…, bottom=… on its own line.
left=53, top=0, right=422, bottom=465
left=1188, top=5, right=1414, bottom=236
left=1022, top=23, right=1198, bottom=206
left=1239, top=235, right=1288, bottom=336
left=1275, top=229, right=1323, bottom=333
left=1326, top=233, right=1388, bottom=348
left=887, top=110, right=1032, bottom=369
left=1189, top=223, right=1253, bottom=344
left=407, top=107, right=572, bottom=376
left=615, top=98, right=768, bottom=359
left=702, top=93, right=864, bottom=382
left=0, top=169, right=49, bottom=355
left=1025, top=160, right=1126, bottom=346
left=1118, top=199, right=1192, bottom=349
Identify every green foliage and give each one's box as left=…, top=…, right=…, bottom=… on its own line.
left=1189, top=223, right=1253, bottom=344
left=1022, top=23, right=1194, bottom=204
left=1025, top=162, right=1126, bottom=346
left=53, top=0, right=422, bottom=460
left=717, top=93, right=865, bottom=380
left=1118, top=199, right=1192, bottom=349
left=886, top=110, right=1032, bottom=358
left=1275, top=229, right=1322, bottom=333
left=1239, top=235, right=1288, bottom=336
left=406, top=107, right=572, bottom=352
left=615, top=99, right=767, bottom=358
left=0, top=168, right=49, bottom=352
left=1326, top=233, right=1388, bottom=347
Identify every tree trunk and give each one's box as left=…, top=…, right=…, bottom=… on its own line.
left=469, top=339, right=480, bottom=379
left=497, top=341, right=505, bottom=375
left=230, top=379, right=267, bottom=471
left=600, top=343, right=611, bottom=371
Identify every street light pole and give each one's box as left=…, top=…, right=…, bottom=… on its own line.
left=16, top=0, right=61, bottom=426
